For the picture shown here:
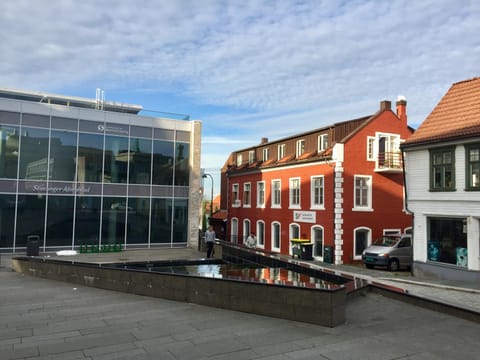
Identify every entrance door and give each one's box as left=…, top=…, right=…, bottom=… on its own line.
left=312, top=226, right=323, bottom=260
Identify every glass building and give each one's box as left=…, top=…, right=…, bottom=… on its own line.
left=0, top=88, right=201, bottom=253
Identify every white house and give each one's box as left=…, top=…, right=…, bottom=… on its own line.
left=402, top=77, right=480, bottom=282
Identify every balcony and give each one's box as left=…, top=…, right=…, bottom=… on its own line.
left=375, top=152, right=403, bottom=173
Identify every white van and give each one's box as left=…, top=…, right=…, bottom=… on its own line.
left=361, top=234, right=412, bottom=271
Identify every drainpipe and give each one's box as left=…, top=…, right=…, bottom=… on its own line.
left=401, top=149, right=415, bottom=275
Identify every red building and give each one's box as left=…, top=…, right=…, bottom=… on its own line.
left=220, top=99, right=414, bottom=264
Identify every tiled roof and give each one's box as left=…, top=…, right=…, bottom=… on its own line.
left=403, top=77, right=480, bottom=147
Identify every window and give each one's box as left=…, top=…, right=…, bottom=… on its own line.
left=290, top=224, right=300, bottom=240
left=367, top=136, right=375, bottom=161
left=243, top=183, right=251, bottom=207
left=430, top=147, right=455, bottom=191
left=272, top=222, right=281, bottom=251
left=236, top=153, right=243, bottom=166
left=289, top=178, right=301, bottom=208
left=427, top=217, right=467, bottom=267
left=232, top=184, right=240, bottom=207
left=296, top=139, right=305, bottom=157
left=318, top=134, right=329, bottom=152
left=354, top=175, right=372, bottom=210
left=257, top=181, right=265, bottom=207
left=231, top=218, right=238, bottom=243
left=312, top=226, right=324, bottom=258
left=311, top=176, right=324, bottom=208
left=466, top=144, right=480, bottom=190
left=278, top=144, right=285, bottom=160
left=248, top=150, right=255, bottom=164
left=243, top=219, right=251, bottom=244
left=354, top=227, right=371, bottom=260
left=262, top=148, right=269, bottom=161
left=272, top=180, right=281, bottom=208
left=257, top=221, right=265, bottom=248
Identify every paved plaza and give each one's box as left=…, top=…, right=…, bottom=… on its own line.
left=1, top=249, right=479, bottom=360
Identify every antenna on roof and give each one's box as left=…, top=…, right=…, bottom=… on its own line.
left=95, top=88, right=105, bottom=110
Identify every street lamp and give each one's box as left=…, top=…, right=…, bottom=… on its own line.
left=202, top=173, right=214, bottom=219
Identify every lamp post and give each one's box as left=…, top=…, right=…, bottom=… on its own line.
left=202, top=173, right=214, bottom=220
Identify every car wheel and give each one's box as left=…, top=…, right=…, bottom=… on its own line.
left=388, top=259, right=400, bottom=271
left=365, top=263, right=374, bottom=269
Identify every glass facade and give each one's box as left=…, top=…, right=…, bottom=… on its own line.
left=0, top=109, right=191, bottom=251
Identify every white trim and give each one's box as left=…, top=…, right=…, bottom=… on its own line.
left=353, top=226, right=371, bottom=260
left=353, top=175, right=372, bottom=211
left=256, top=220, right=265, bottom=249
left=289, top=177, right=301, bottom=209
left=311, top=225, right=324, bottom=261
left=271, top=179, right=281, bottom=208
left=242, top=218, right=251, bottom=245
left=256, top=181, right=265, bottom=208
left=243, top=182, right=251, bottom=208
left=271, top=221, right=281, bottom=252
left=310, top=175, right=325, bottom=209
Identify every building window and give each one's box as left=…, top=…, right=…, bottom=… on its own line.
left=354, top=175, right=372, bottom=210
left=430, top=147, right=455, bottom=191
left=272, top=180, right=281, bottom=208
left=312, top=226, right=324, bottom=258
left=262, top=148, right=269, bottom=161
left=278, top=144, right=285, bottom=160
left=466, top=144, right=480, bottom=190
left=248, top=150, right=255, bottom=164
left=272, top=222, right=281, bottom=251
left=354, top=227, right=371, bottom=260
left=243, top=219, right=250, bottom=245
left=318, top=134, right=329, bottom=152
left=257, top=181, right=265, bottom=207
left=257, top=221, right=265, bottom=248
left=289, top=178, right=301, bottom=208
left=427, top=217, right=467, bottom=267
left=231, top=218, right=238, bottom=243
left=367, top=136, right=375, bottom=161
left=311, top=176, right=324, bottom=209
left=296, top=139, right=305, bottom=157
left=243, top=183, right=251, bottom=207
left=236, top=153, right=243, bottom=166
left=232, top=184, right=240, bottom=207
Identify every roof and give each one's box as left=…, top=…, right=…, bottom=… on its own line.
left=402, top=77, right=480, bottom=147
left=0, top=87, right=143, bottom=114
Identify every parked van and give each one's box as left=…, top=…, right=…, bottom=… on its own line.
left=361, top=234, right=412, bottom=271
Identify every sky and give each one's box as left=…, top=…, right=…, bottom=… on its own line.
left=1, top=0, right=479, bottom=198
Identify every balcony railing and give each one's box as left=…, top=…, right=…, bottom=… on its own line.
left=375, top=152, right=403, bottom=173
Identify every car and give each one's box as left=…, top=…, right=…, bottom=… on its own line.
left=362, top=234, right=412, bottom=271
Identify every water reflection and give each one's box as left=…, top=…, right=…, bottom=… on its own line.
left=149, top=263, right=342, bottom=290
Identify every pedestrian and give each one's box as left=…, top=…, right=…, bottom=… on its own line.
left=205, top=226, right=216, bottom=258
left=245, top=232, right=257, bottom=248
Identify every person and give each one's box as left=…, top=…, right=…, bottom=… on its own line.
left=205, top=226, right=216, bottom=258
left=245, top=232, right=257, bottom=248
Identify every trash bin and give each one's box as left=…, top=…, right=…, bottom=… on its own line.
left=26, top=235, right=40, bottom=256
left=300, top=243, right=313, bottom=260
left=324, top=245, right=334, bottom=264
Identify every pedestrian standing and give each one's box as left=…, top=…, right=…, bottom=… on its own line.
left=205, top=226, right=216, bottom=258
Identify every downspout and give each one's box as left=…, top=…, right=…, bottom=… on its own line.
left=401, top=149, right=415, bottom=275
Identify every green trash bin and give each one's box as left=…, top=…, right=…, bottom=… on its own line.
left=324, top=245, right=334, bottom=264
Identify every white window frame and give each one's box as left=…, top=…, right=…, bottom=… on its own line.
left=243, top=182, right=251, bottom=207
left=289, top=177, right=301, bottom=209
left=310, top=175, right=324, bottom=209
left=289, top=223, right=300, bottom=255
left=231, top=218, right=238, bottom=244
left=383, top=229, right=401, bottom=236
left=271, top=221, right=281, bottom=252
left=311, top=225, right=324, bottom=260
left=318, top=134, right=329, bottom=152
left=262, top=148, right=269, bottom=161
left=353, top=226, right=371, bottom=260
left=236, top=153, right=243, bottom=166
left=232, top=183, right=240, bottom=207
left=243, top=219, right=251, bottom=245
left=278, top=144, right=285, bottom=160
left=248, top=150, right=255, bottom=164
left=256, top=220, right=265, bottom=249
left=271, top=179, right=281, bottom=208
left=353, top=175, right=372, bottom=211
left=367, top=136, right=375, bottom=161
left=296, top=139, right=305, bottom=157
left=257, top=181, right=265, bottom=208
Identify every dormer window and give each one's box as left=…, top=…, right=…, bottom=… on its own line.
left=236, top=153, right=243, bottom=166
left=318, top=134, right=329, bottom=152
left=296, top=139, right=305, bottom=157
left=262, top=148, right=269, bottom=161
left=278, top=144, right=285, bottom=160
left=248, top=150, right=255, bottom=164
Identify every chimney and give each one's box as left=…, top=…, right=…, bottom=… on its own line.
left=380, top=100, right=391, bottom=111
left=396, top=95, right=407, bottom=123
left=261, top=137, right=268, bottom=144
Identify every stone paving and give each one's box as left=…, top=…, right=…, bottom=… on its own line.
left=1, top=248, right=480, bottom=359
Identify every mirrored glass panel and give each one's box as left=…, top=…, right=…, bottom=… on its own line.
left=50, top=129, right=77, bottom=181
left=75, top=196, right=101, bottom=245
left=152, top=140, right=174, bottom=185
left=150, top=198, right=172, bottom=243
left=173, top=198, right=188, bottom=243
left=175, top=142, right=190, bottom=186
left=46, top=196, right=74, bottom=246
left=16, top=195, right=46, bottom=247
left=77, top=133, right=103, bottom=183
left=126, top=197, right=150, bottom=244
left=18, top=127, right=50, bottom=180
left=102, top=197, right=126, bottom=245
left=0, top=124, right=19, bottom=179
left=0, top=194, right=16, bottom=248
left=128, top=137, right=152, bottom=184
left=104, top=135, right=128, bottom=183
